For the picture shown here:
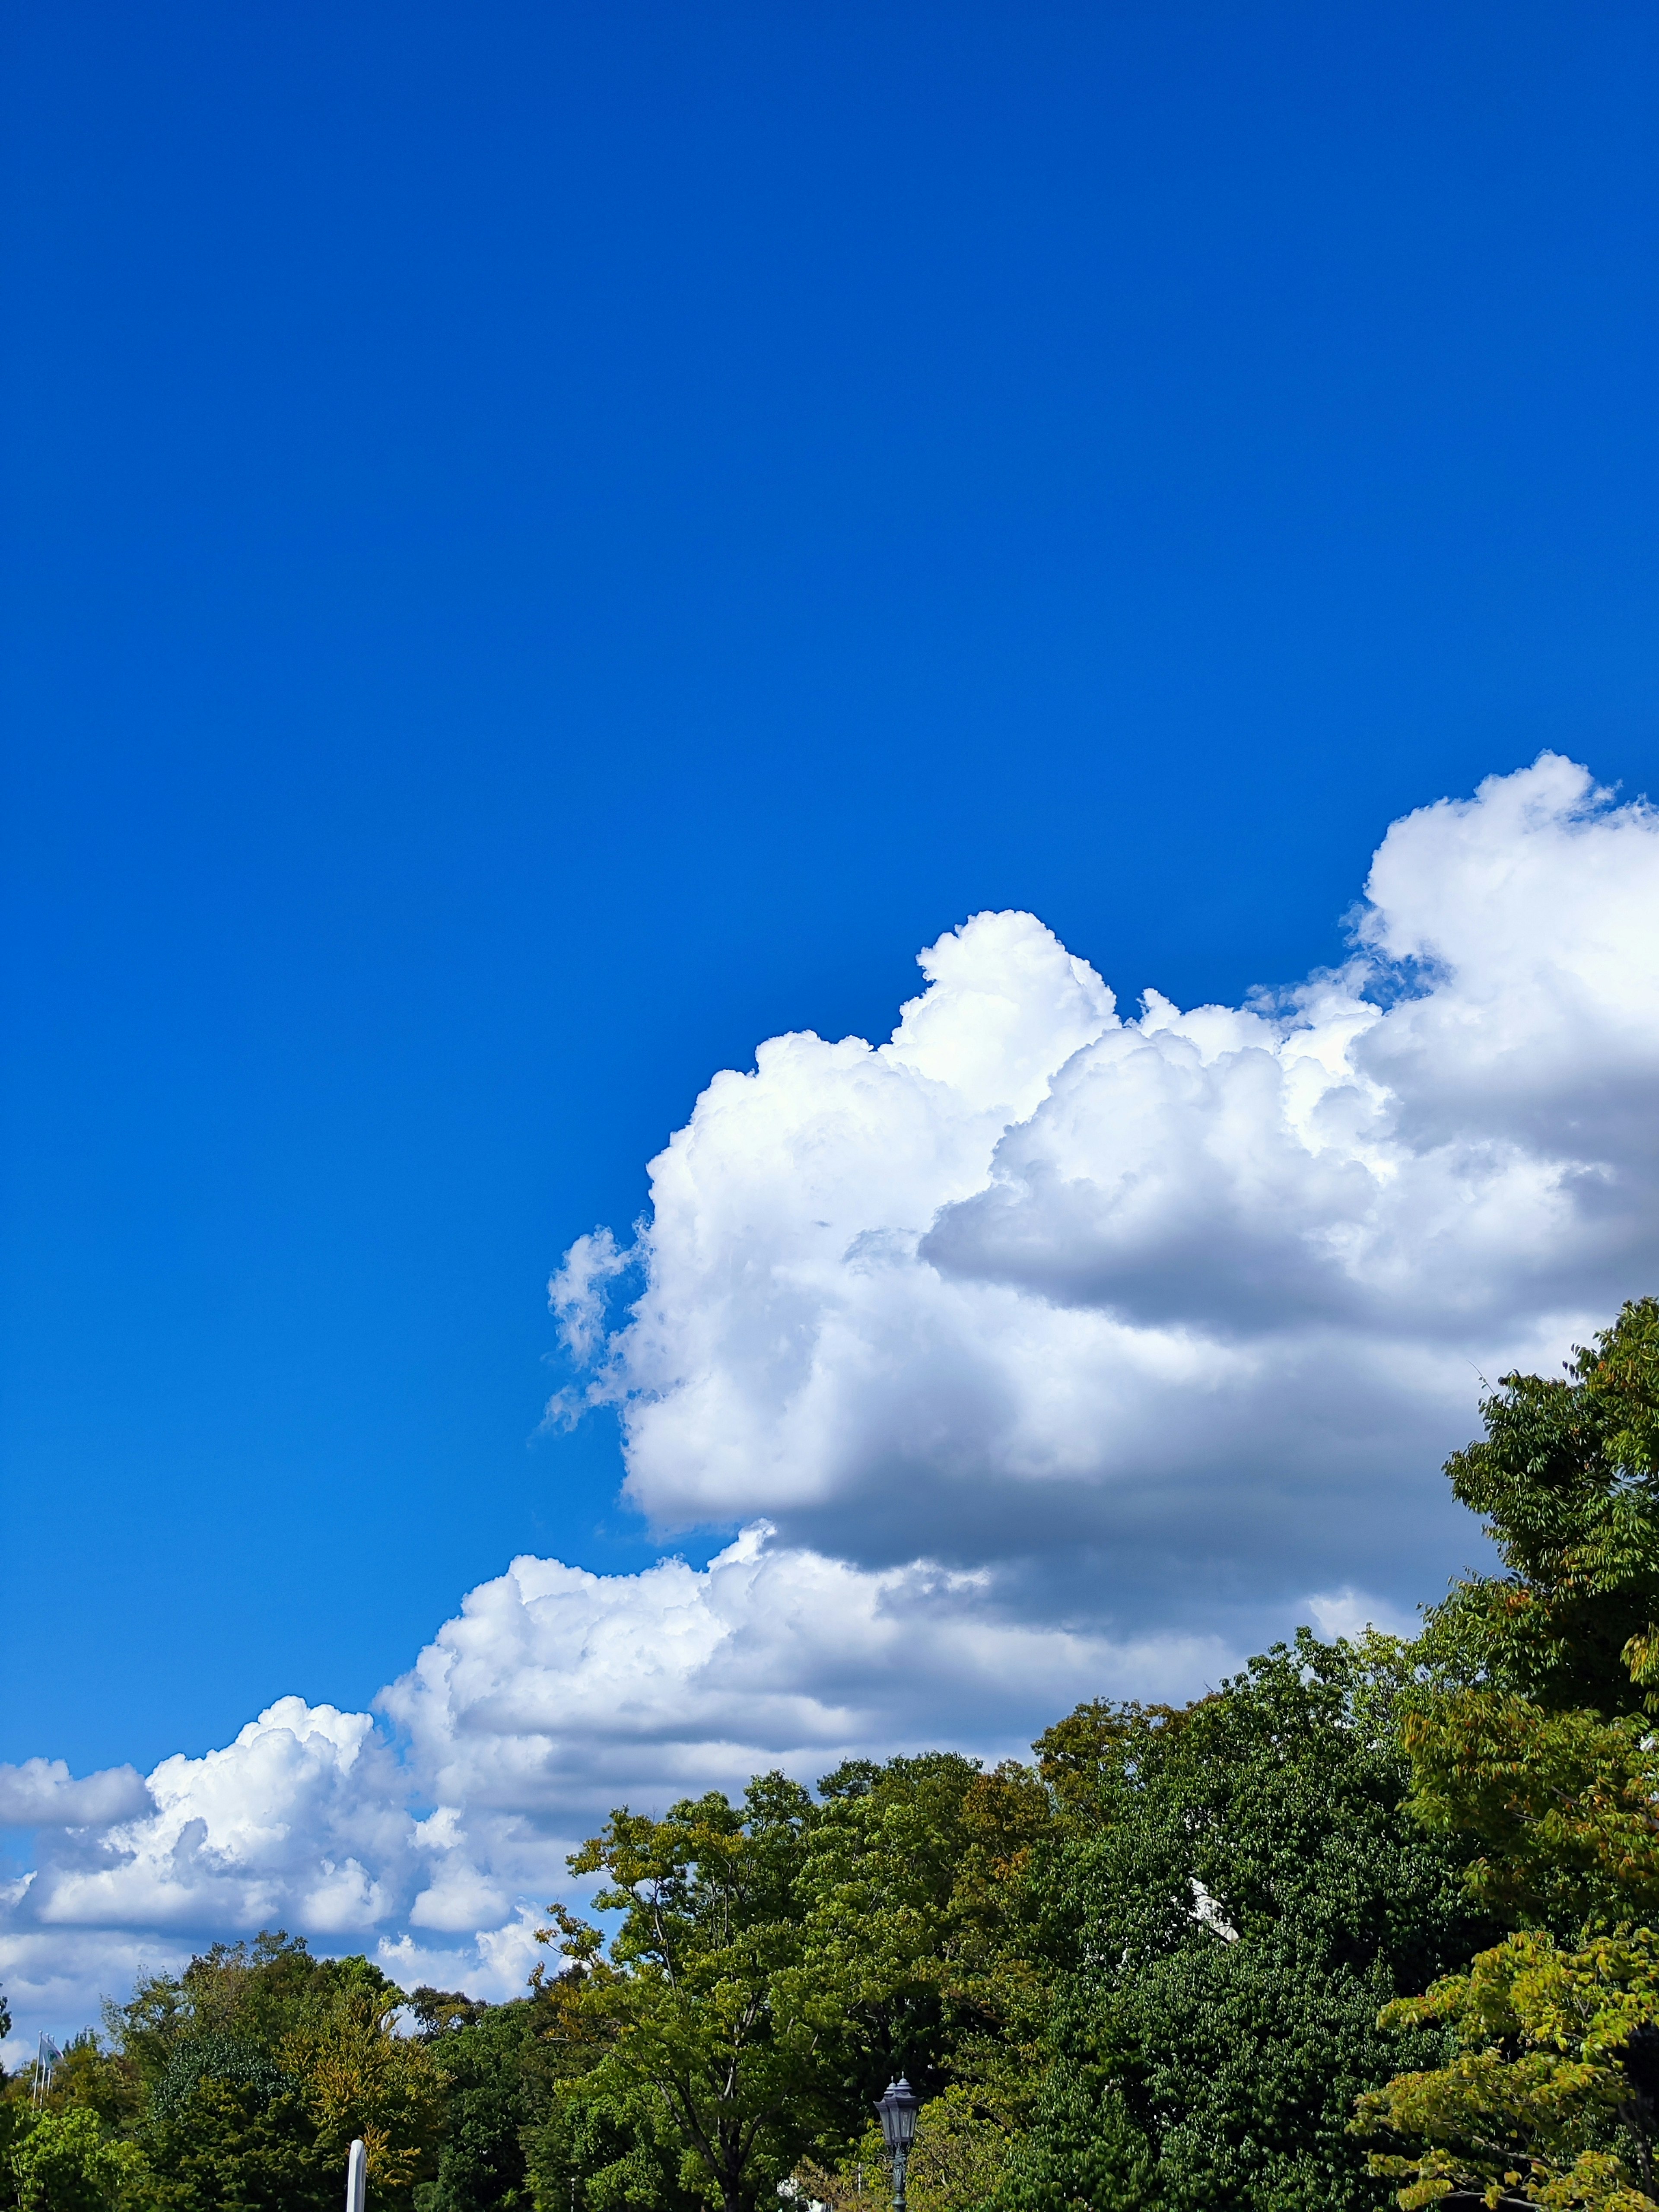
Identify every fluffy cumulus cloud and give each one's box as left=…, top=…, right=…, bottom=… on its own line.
left=2, top=1536, right=1220, bottom=2058
left=4, top=755, right=1656, bottom=2056
left=564, top=754, right=1659, bottom=1623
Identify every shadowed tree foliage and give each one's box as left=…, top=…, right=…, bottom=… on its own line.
left=1004, top=1636, right=1494, bottom=2212
left=410, top=1996, right=543, bottom=2212
left=1418, top=1299, right=1659, bottom=1719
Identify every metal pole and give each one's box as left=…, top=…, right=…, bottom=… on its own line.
left=891, top=2143, right=907, bottom=2212
left=346, top=2138, right=367, bottom=2212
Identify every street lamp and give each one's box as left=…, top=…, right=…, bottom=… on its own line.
left=874, top=2076, right=920, bottom=2212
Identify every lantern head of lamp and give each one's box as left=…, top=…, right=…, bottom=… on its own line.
left=875, top=2076, right=920, bottom=2154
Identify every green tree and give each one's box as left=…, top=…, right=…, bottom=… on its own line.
left=534, top=1754, right=1033, bottom=2212
left=10, top=2106, right=150, bottom=2212
left=411, top=1994, right=544, bottom=2212
left=1399, top=1300, right=1659, bottom=1931
left=522, top=2067, right=699, bottom=2212
left=1356, top=1926, right=1659, bottom=2212
left=137, top=2066, right=335, bottom=2212
left=0, top=1986, right=34, bottom=2198
left=785, top=1752, right=1052, bottom=2209
left=547, top=1774, right=831, bottom=2212
left=794, top=1754, right=992, bottom=2120
left=1005, top=1635, right=1492, bottom=2212
left=1358, top=1300, right=1659, bottom=2211
left=1416, top=1299, right=1659, bottom=1719
left=91, top=1931, right=441, bottom=2212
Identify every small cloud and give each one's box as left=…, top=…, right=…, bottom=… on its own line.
left=1304, top=1589, right=1420, bottom=1643
left=548, top=1228, right=633, bottom=1365
left=0, top=1761, right=153, bottom=1830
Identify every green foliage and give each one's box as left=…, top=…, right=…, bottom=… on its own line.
left=151, top=2036, right=291, bottom=2121
left=408, top=1993, right=488, bottom=2041
left=793, top=1751, right=992, bottom=2120
left=1402, top=1694, right=1659, bottom=1929
left=1356, top=1927, right=1659, bottom=2212
left=414, top=1998, right=544, bottom=2212
left=137, top=2069, right=337, bottom=2212
left=531, top=1754, right=1011, bottom=2212
left=795, top=2085, right=1017, bottom=2212
left=1369, top=1297, right=1659, bottom=2212
left=549, top=1773, right=836, bottom=2212
left=41, top=2036, right=144, bottom=2133
left=16, top=1930, right=447, bottom=2212
left=1419, top=1298, right=1659, bottom=1718
left=1402, top=1302, right=1659, bottom=1931
left=10, top=2105, right=151, bottom=2212
left=1006, top=1635, right=1494, bottom=2212
left=522, top=2065, right=701, bottom=2212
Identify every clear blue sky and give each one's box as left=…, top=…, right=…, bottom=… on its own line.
left=4, top=0, right=1657, bottom=1776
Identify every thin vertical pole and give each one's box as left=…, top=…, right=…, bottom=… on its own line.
left=346, top=2138, right=367, bottom=2212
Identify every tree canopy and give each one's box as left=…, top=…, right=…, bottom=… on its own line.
left=1357, top=1300, right=1659, bottom=2212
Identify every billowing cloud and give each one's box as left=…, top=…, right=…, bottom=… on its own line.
left=381, top=1523, right=1220, bottom=1836
left=561, top=754, right=1659, bottom=1626
left=5, top=755, right=1656, bottom=2059
left=1, top=1532, right=1217, bottom=2057
left=21, top=1702, right=410, bottom=1939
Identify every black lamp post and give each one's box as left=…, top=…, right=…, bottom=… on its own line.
left=874, top=2076, right=920, bottom=2212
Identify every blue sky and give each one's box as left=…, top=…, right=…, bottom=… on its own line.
left=5, top=0, right=1659, bottom=1796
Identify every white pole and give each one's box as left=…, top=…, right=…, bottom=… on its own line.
left=346, top=2139, right=367, bottom=2212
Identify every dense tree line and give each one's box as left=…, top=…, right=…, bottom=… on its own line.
left=7, top=1298, right=1659, bottom=2212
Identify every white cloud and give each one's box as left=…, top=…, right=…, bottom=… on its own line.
left=380, top=1522, right=1218, bottom=1830
left=549, top=1227, right=634, bottom=1366
left=1303, top=1588, right=1420, bottom=1643
left=568, top=755, right=1659, bottom=1628
left=6, top=754, right=1657, bottom=2059
left=3, top=1532, right=1212, bottom=2053
left=16, top=1700, right=411, bottom=1944
left=0, top=1760, right=153, bottom=1829
left=0, top=1926, right=186, bottom=2075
